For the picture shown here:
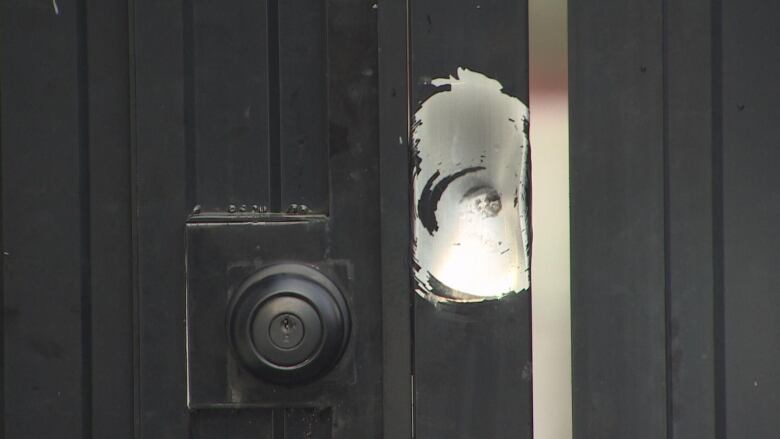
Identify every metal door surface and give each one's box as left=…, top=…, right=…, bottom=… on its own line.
left=1, top=0, right=531, bottom=438
left=571, top=1, right=780, bottom=438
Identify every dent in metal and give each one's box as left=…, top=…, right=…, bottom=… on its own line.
left=412, top=68, right=530, bottom=303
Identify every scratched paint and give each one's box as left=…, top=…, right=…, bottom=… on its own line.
left=412, top=68, right=530, bottom=302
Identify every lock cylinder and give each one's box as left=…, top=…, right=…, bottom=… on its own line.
left=226, top=263, right=350, bottom=385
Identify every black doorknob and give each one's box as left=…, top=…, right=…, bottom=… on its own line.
left=226, top=263, right=350, bottom=384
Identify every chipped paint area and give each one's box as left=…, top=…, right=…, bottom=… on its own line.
left=412, top=68, right=530, bottom=303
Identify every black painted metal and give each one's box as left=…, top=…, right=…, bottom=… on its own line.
left=410, top=1, right=532, bottom=438
left=570, top=1, right=666, bottom=437
left=224, top=263, right=350, bottom=385
left=185, top=220, right=359, bottom=408
left=2, top=0, right=532, bottom=437
left=134, top=0, right=382, bottom=434
left=1, top=2, right=92, bottom=438
left=721, top=2, right=780, bottom=437
left=378, top=0, right=413, bottom=437
left=571, top=1, right=780, bottom=438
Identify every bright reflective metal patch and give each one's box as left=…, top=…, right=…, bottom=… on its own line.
left=412, top=68, right=530, bottom=302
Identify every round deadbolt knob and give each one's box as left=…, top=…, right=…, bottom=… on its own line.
left=227, top=264, right=350, bottom=384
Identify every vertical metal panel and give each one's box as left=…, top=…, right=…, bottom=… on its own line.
left=410, top=0, right=532, bottom=437
left=189, top=0, right=272, bottom=211
left=132, top=0, right=189, bottom=436
left=721, top=1, right=780, bottom=437
left=570, top=0, right=667, bottom=437
left=86, top=0, right=135, bottom=436
left=0, top=0, right=448, bottom=436
left=378, top=0, right=413, bottom=436
left=190, top=409, right=273, bottom=438
left=572, top=1, right=780, bottom=437
left=278, top=0, right=329, bottom=213
left=135, top=0, right=382, bottom=437
left=1, top=0, right=89, bottom=437
left=666, top=0, right=717, bottom=437
left=322, top=0, right=383, bottom=437
left=414, top=297, right=533, bottom=438
left=187, top=0, right=333, bottom=214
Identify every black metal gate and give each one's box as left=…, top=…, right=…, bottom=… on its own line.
left=1, top=0, right=531, bottom=438
left=571, top=1, right=780, bottom=438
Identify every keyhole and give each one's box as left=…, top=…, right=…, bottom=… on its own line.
left=281, top=316, right=293, bottom=340
left=268, top=313, right=304, bottom=349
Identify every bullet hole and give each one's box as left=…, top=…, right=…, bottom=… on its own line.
left=463, top=186, right=502, bottom=218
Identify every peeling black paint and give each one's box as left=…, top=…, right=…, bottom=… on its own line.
left=411, top=68, right=530, bottom=301
left=428, top=272, right=517, bottom=302
left=523, top=116, right=530, bottom=139
left=416, top=166, right=485, bottom=235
